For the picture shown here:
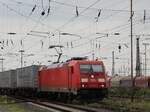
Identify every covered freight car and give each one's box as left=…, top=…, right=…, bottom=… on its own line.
left=16, top=65, right=41, bottom=89
left=120, top=76, right=132, bottom=88
left=110, top=75, right=123, bottom=87
left=0, top=70, right=16, bottom=94
left=0, top=70, right=16, bottom=88
left=135, top=76, right=150, bottom=88
left=15, top=65, right=41, bottom=96
left=0, top=65, right=41, bottom=95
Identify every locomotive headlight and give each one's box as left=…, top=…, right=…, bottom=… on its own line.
left=101, top=85, right=104, bottom=87
left=91, top=75, right=94, bottom=78
left=82, top=84, right=85, bottom=88
left=98, top=78, right=105, bottom=83
left=81, top=78, right=88, bottom=82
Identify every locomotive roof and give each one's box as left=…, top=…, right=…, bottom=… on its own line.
left=46, top=60, right=103, bottom=69
left=47, top=62, right=69, bottom=68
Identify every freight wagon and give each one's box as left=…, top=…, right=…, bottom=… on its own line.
left=15, top=65, right=41, bottom=96
left=16, top=65, right=40, bottom=88
left=135, top=76, right=150, bottom=88
left=110, top=75, right=123, bottom=87
left=110, top=75, right=150, bottom=89
left=0, top=70, right=16, bottom=94
left=120, top=76, right=132, bottom=88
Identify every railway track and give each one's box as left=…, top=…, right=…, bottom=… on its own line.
left=7, top=95, right=145, bottom=112
left=9, top=96, right=112, bottom=112
left=28, top=101, right=84, bottom=112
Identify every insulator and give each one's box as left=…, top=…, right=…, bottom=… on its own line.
left=118, top=45, right=121, bottom=52
left=41, top=10, right=45, bottom=16
left=32, top=5, right=36, bottom=12
left=67, top=42, right=69, bottom=48
left=71, top=42, right=73, bottom=48
left=99, top=44, right=101, bottom=49
left=76, top=6, right=79, bottom=16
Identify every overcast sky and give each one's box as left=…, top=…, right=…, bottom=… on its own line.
left=0, top=0, right=150, bottom=75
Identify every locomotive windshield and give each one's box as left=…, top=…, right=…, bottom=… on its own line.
left=80, top=64, right=103, bottom=73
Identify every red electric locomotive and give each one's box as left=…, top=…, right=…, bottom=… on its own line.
left=39, top=58, right=109, bottom=99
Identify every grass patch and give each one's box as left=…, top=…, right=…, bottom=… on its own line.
left=108, top=87, right=150, bottom=98
left=0, top=95, right=50, bottom=112
left=86, top=97, right=150, bottom=112
left=0, top=95, right=30, bottom=112
left=92, top=88, right=150, bottom=112
left=3, top=104, right=27, bottom=112
left=0, top=95, right=15, bottom=104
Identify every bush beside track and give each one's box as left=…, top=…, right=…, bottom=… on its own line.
left=69, top=87, right=150, bottom=112
left=108, top=87, right=150, bottom=98
left=76, top=87, right=150, bottom=112
left=90, top=87, right=150, bottom=112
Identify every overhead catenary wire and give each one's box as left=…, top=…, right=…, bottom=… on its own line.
left=1, top=0, right=150, bottom=71
left=0, top=0, right=105, bottom=54
left=55, top=0, right=102, bottom=30
left=47, top=0, right=51, bottom=16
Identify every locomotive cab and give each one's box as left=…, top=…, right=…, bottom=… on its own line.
left=80, top=64, right=106, bottom=89
left=68, top=58, right=108, bottom=97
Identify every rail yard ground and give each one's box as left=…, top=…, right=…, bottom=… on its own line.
left=0, top=89, right=150, bottom=112
left=0, top=96, right=51, bottom=112
left=85, top=97, right=150, bottom=112
left=67, top=88, right=150, bottom=112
